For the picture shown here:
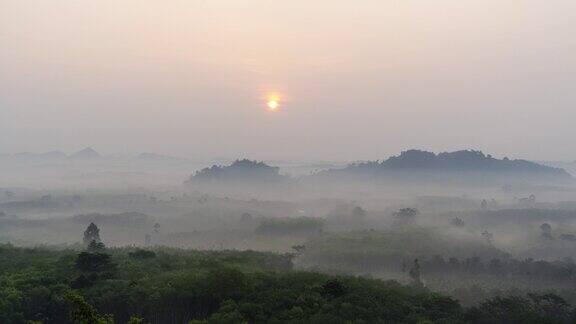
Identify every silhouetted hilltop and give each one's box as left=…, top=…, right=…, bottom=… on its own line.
left=186, top=159, right=288, bottom=185
left=318, top=150, right=571, bottom=184
left=68, top=147, right=101, bottom=160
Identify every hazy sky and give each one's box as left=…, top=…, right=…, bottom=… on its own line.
left=1, top=0, right=576, bottom=161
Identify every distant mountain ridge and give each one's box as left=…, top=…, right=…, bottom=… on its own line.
left=185, top=150, right=571, bottom=188
left=0, top=149, right=190, bottom=161
left=317, top=150, right=571, bottom=183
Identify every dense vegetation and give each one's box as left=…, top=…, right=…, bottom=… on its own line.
left=298, top=229, right=576, bottom=308
left=0, top=244, right=458, bottom=324
left=2, top=243, right=576, bottom=323
left=300, top=228, right=509, bottom=271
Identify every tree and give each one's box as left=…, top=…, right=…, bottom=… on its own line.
left=291, top=245, right=306, bottom=255
left=128, top=249, right=156, bottom=259
left=481, top=230, right=494, bottom=245
left=465, top=293, right=574, bottom=323
left=64, top=291, right=114, bottom=324
left=0, top=285, right=24, bottom=323
left=205, top=267, right=247, bottom=302
left=75, top=252, right=115, bottom=274
left=127, top=316, right=144, bottom=324
left=540, top=223, right=553, bottom=240
left=528, top=293, right=572, bottom=322
left=206, top=300, right=248, bottom=324
left=481, top=199, right=488, bottom=210
left=87, top=240, right=105, bottom=252
left=408, top=259, right=423, bottom=286
left=394, top=208, right=419, bottom=225
left=83, top=223, right=101, bottom=246
left=451, top=217, right=465, bottom=227
left=352, top=206, right=367, bottom=218
left=322, top=279, right=347, bottom=298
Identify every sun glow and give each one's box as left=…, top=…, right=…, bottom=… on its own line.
left=267, top=99, right=279, bottom=111
left=266, top=94, right=281, bottom=111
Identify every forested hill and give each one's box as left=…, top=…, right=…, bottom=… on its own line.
left=183, top=151, right=571, bottom=187
left=186, top=159, right=289, bottom=185
left=317, top=150, right=571, bottom=183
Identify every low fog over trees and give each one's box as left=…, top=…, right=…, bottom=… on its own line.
left=3, top=149, right=576, bottom=323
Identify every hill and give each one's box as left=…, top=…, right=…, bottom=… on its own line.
left=186, top=159, right=289, bottom=186
left=69, top=147, right=101, bottom=160
left=317, top=150, right=571, bottom=184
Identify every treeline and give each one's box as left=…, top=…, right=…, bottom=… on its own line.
left=419, top=255, right=576, bottom=280
left=300, top=229, right=508, bottom=272
left=300, top=230, right=576, bottom=279
left=1, top=244, right=576, bottom=323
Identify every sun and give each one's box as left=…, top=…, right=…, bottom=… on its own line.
left=267, top=99, right=279, bottom=111
left=266, top=94, right=281, bottom=111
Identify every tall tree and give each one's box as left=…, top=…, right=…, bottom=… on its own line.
left=83, top=223, right=101, bottom=246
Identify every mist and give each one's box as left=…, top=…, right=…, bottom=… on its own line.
left=4, top=1, right=576, bottom=323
